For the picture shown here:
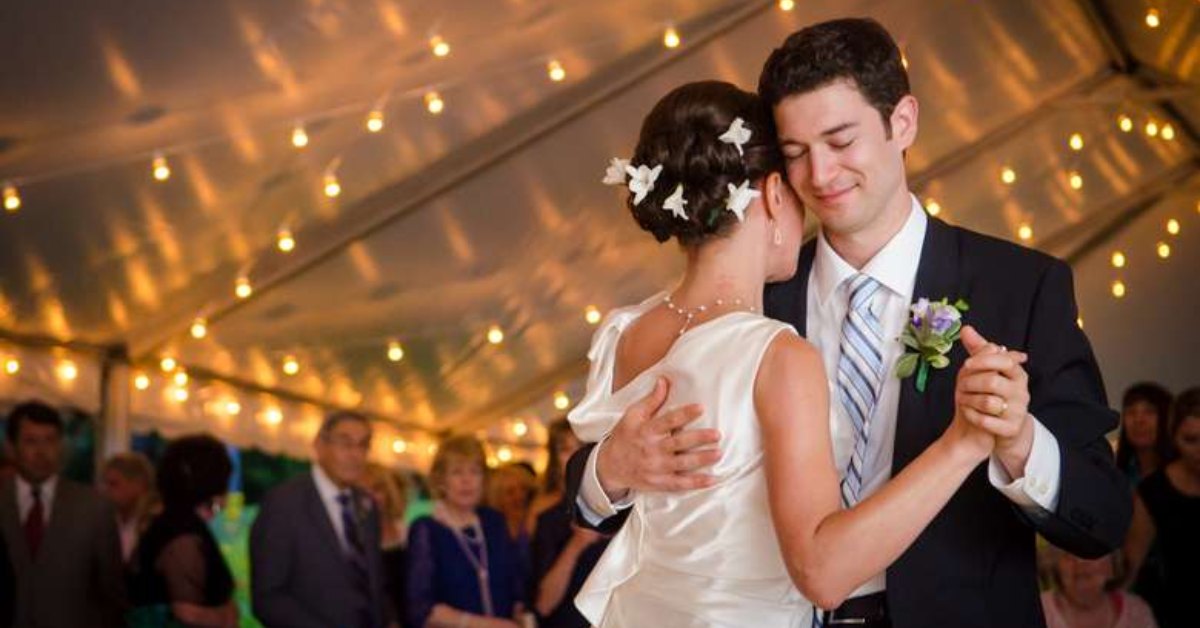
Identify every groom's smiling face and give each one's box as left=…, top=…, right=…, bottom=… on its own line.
left=774, top=79, right=916, bottom=240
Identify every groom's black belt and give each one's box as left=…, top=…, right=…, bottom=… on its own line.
left=826, top=591, right=890, bottom=626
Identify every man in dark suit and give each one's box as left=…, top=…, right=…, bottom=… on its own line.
left=566, top=18, right=1131, bottom=628
left=250, top=411, right=395, bottom=628
left=0, top=400, right=126, bottom=628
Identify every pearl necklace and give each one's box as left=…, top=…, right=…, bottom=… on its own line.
left=663, top=292, right=759, bottom=336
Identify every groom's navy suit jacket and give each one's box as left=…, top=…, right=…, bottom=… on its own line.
left=565, top=216, right=1131, bottom=628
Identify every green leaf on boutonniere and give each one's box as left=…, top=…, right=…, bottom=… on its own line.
left=929, top=354, right=950, bottom=369
left=954, top=299, right=970, bottom=311
left=895, top=352, right=919, bottom=379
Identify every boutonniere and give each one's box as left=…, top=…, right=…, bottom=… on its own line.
left=895, top=297, right=969, bottom=393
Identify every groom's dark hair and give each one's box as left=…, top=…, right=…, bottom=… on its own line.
left=758, top=17, right=910, bottom=137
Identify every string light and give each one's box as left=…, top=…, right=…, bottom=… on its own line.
left=425, top=91, right=444, bottom=115
left=1118, top=114, right=1133, bottom=133
left=152, top=153, right=171, bottom=181
left=1167, top=218, right=1180, bottom=235
left=924, top=198, right=942, bottom=216
left=779, top=0, right=796, bottom=10
left=160, top=356, right=177, bottom=372
left=1068, top=171, right=1084, bottom=190
left=1069, top=133, right=1084, bottom=151
left=1145, top=8, right=1161, bottom=28
left=58, top=360, right=78, bottom=381
left=1157, top=241, right=1171, bottom=259
left=1111, top=251, right=1126, bottom=268
left=1018, top=223, right=1033, bottom=242
left=387, top=340, right=405, bottom=362
left=1161, top=124, right=1176, bottom=141
left=190, top=318, right=208, bottom=339
left=225, top=400, right=241, bottom=415
left=1145, top=120, right=1159, bottom=137
left=663, top=25, right=681, bottom=49
left=282, top=355, right=300, bottom=376
left=3, top=183, right=21, bottom=212
left=291, top=124, right=309, bottom=148
left=133, top=373, right=150, bottom=390
left=235, top=277, right=253, bottom=299
left=487, top=325, right=504, bottom=345
left=263, top=408, right=283, bottom=425
left=512, top=420, right=528, bottom=437
left=1001, top=167, right=1017, bottom=185
left=497, top=446, right=513, bottom=462
left=392, top=439, right=408, bottom=454
left=554, top=391, right=570, bottom=410
left=4, top=358, right=20, bottom=375
left=430, top=36, right=450, bottom=58
left=1111, top=280, right=1126, bottom=298
left=547, top=59, right=566, bottom=82
left=323, top=173, right=342, bottom=198
left=172, top=387, right=189, bottom=402
left=277, top=229, right=296, bottom=253
left=585, top=305, right=602, bottom=325
left=173, top=370, right=189, bottom=387
left=366, top=110, right=385, bottom=133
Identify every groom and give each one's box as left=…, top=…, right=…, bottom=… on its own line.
left=565, top=18, right=1131, bottom=628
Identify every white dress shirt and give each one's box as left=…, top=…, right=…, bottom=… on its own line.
left=16, top=474, right=58, bottom=524
left=579, top=194, right=1062, bottom=597
left=311, top=464, right=353, bottom=552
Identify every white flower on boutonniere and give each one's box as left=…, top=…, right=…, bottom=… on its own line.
left=663, top=184, right=688, bottom=220
left=602, top=158, right=630, bottom=186
left=725, top=180, right=760, bottom=222
left=896, top=297, right=970, bottom=392
left=718, top=117, right=752, bottom=156
left=625, top=163, right=663, bottom=206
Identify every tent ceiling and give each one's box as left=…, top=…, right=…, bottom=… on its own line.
left=1, top=0, right=1197, bottom=440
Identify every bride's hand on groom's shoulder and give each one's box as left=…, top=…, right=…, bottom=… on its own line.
left=948, top=326, right=1034, bottom=468
left=597, top=376, right=721, bottom=498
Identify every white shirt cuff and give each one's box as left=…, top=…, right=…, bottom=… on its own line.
left=988, top=416, right=1061, bottom=513
left=576, top=436, right=635, bottom=526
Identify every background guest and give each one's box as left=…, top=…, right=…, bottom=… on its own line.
left=1040, top=548, right=1155, bottom=628
left=361, top=463, right=409, bottom=623
left=406, top=435, right=524, bottom=628
left=530, top=419, right=607, bottom=628
left=1116, top=383, right=1175, bottom=483
left=129, top=434, right=237, bottom=627
left=527, top=419, right=580, bottom=524
left=0, top=400, right=126, bottom=628
left=101, top=451, right=158, bottom=564
left=1125, top=387, right=1200, bottom=628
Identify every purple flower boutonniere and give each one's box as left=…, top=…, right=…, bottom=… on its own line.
left=896, top=297, right=970, bottom=393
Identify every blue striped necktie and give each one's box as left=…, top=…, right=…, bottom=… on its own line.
left=836, top=273, right=885, bottom=508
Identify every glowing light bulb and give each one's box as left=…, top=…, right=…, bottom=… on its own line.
left=554, top=391, right=570, bottom=410
left=1118, top=114, right=1133, bottom=133
left=425, top=91, right=444, bottom=115
left=235, top=277, right=253, bottom=299
left=1111, top=251, right=1126, bottom=268
left=1167, top=218, right=1180, bottom=235
left=282, top=356, right=299, bottom=375
left=190, top=318, right=208, bottom=339
left=291, top=124, right=309, bottom=148
left=4, top=358, right=20, bottom=375
left=392, top=439, right=408, bottom=454
left=160, top=357, right=177, bottom=372
left=512, top=420, right=528, bottom=437
left=585, top=305, right=602, bottom=325
left=323, top=173, right=341, bottom=198
left=1157, top=241, right=1171, bottom=259
left=263, top=408, right=283, bottom=425
left=663, top=26, right=681, bottom=49
left=779, top=0, right=796, bottom=11
left=173, top=370, right=188, bottom=387
left=497, top=446, right=513, bottom=462
left=1069, top=171, right=1084, bottom=190
left=547, top=59, right=566, bottom=82
left=1145, top=8, right=1161, bottom=28
left=387, top=341, right=405, bottom=362
left=366, top=110, right=384, bottom=133
left=1111, top=280, right=1126, bottom=298
left=3, top=184, right=20, bottom=212
left=133, top=373, right=150, bottom=390
left=1069, top=133, right=1084, bottom=151
left=152, top=154, right=171, bottom=181
left=1001, top=167, right=1017, bottom=185
left=1145, top=120, right=1160, bottom=137
left=277, top=229, right=296, bottom=253
left=430, top=36, right=450, bottom=57
left=1018, top=224, right=1033, bottom=242
left=487, top=325, right=504, bottom=345
left=925, top=198, right=942, bottom=216
left=225, top=401, right=241, bottom=415
left=58, top=360, right=78, bottom=381
left=172, top=387, right=189, bottom=402
left=1161, top=124, right=1176, bottom=141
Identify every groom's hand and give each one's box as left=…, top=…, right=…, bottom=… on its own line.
left=596, top=376, right=719, bottom=500
left=957, top=325, right=1035, bottom=479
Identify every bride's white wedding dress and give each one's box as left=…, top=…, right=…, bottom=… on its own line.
left=569, top=292, right=816, bottom=627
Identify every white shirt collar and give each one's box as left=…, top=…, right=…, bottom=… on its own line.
left=16, top=474, right=58, bottom=503
left=813, top=194, right=927, bottom=304
left=311, top=464, right=345, bottom=503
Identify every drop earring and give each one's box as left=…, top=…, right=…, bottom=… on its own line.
left=773, top=225, right=783, bottom=246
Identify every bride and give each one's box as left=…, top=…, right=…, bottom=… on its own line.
left=568, top=81, right=1021, bottom=627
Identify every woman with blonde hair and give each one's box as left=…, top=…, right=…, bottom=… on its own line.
left=101, top=452, right=159, bottom=564
left=406, top=436, right=525, bottom=628
left=361, top=463, right=410, bottom=622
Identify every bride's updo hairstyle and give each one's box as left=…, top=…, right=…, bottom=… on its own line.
left=627, top=80, right=785, bottom=246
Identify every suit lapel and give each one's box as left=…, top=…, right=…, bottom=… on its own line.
left=893, top=217, right=963, bottom=473
left=0, top=479, right=31, bottom=570
left=304, top=475, right=349, bottom=563
left=39, top=479, right=75, bottom=566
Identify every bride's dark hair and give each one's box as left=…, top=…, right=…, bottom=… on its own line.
left=627, top=80, right=785, bottom=246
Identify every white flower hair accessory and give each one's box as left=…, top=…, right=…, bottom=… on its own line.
left=625, top=163, right=663, bottom=206
left=602, top=158, right=630, bottom=186
left=718, top=117, right=752, bottom=156
left=725, top=179, right=760, bottom=222
left=663, top=184, right=688, bottom=220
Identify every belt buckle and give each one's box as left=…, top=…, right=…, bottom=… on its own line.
left=828, top=619, right=867, bottom=625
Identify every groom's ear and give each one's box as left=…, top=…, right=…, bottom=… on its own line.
left=889, top=94, right=919, bottom=151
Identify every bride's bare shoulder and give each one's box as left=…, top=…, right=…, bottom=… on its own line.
left=755, top=331, right=827, bottom=401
